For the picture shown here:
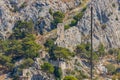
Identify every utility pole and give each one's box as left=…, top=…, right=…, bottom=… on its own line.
left=90, top=3, right=93, bottom=80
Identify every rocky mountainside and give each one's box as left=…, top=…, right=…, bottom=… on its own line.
left=56, top=0, right=120, bottom=50
left=0, top=0, right=120, bottom=80
left=77, top=0, right=120, bottom=49
left=0, top=0, right=82, bottom=39
left=0, top=0, right=120, bottom=48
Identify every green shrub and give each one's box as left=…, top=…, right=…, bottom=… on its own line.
left=44, top=38, right=57, bottom=60
left=54, top=66, right=62, bottom=79
left=49, top=8, right=53, bottom=15
left=74, top=12, right=84, bottom=21
left=70, top=19, right=77, bottom=26
left=76, top=43, right=99, bottom=60
left=1, top=34, right=41, bottom=59
left=6, top=62, right=14, bottom=71
left=81, top=6, right=87, bottom=12
left=76, top=43, right=91, bottom=54
left=0, top=20, right=42, bottom=76
left=112, top=3, right=115, bottom=7
left=44, top=38, right=75, bottom=60
left=64, top=25, right=70, bottom=30
left=76, top=70, right=88, bottom=79
left=5, top=40, right=23, bottom=57
left=0, top=54, right=14, bottom=71
left=0, top=54, right=12, bottom=65
left=20, top=58, right=34, bottom=69
left=117, top=51, right=120, bottom=62
left=108, top=49, right=115, bottom=55
left=44, top=38, right=55, bottom=48
left=22, top=34, right=41, bottom=59
left=98, top=43, right=105, bottom=57
left=76, top=43, right=86, bottom=53
left=63, top=76, right=78, bottom=80
left=53, top=47, right=75, bottom=60
left=13, top=20, right=34, bottom=39
left=93, top=52, right=99, bottom=61
left=52, top=11, right=65, bottom=27
left=0, top=40, right=10, bottom=53
left=64, top=19, right=77, bottom=30
left=41, top=62, right=54, bottom=73
left=55, top=17, right=63, bottom=23
left=53, top=11, right=65, bottom=19
left=72, top=6, right=86, bottom=25
left=108, top=49, right=120, bottom=62
left=106, top=64, right=116, bottom=75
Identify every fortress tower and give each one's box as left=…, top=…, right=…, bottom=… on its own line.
left=57, top=23, right=64, bottom=41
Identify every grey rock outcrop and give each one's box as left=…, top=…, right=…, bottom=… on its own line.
left=77, top=0, right=120, bottom=49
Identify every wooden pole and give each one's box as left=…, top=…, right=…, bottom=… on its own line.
left=90, top=4, right=93, bottom=80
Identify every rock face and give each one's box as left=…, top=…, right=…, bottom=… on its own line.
left=20, top=69, right=54, bottom=80
left=0, top=0, right=82, bottom=39
left=55, top=0, right=120, bottom=50
left=77, top=0, right=120, bottom=49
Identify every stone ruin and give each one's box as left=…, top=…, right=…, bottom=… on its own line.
left=56, top=23, right=65, bottom=41
left=55, top=23, right=81, bottom=51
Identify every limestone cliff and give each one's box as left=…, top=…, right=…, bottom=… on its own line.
left=77, top=0, right=120, bottom=49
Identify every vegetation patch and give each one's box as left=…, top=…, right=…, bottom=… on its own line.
left=51, top=11, right=65, bottom=28
left=0, top=20, right=41, bottom=78
left=44, top=38, right=75, bottom=60
left=63, top=76, right=78, bottom=80
left=41, top=62, right=54, bottom=73
left=105, top=64, right=116, bottom=75
left=54, top=66, right=62, bottom=80
left=64, top=25, right=71, bottom=30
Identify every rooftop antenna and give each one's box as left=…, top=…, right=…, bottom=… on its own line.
left=90, top=1, right=93, bottom=80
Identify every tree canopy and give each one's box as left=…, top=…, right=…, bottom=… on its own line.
left=12, top=20, right=34, bottom=39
